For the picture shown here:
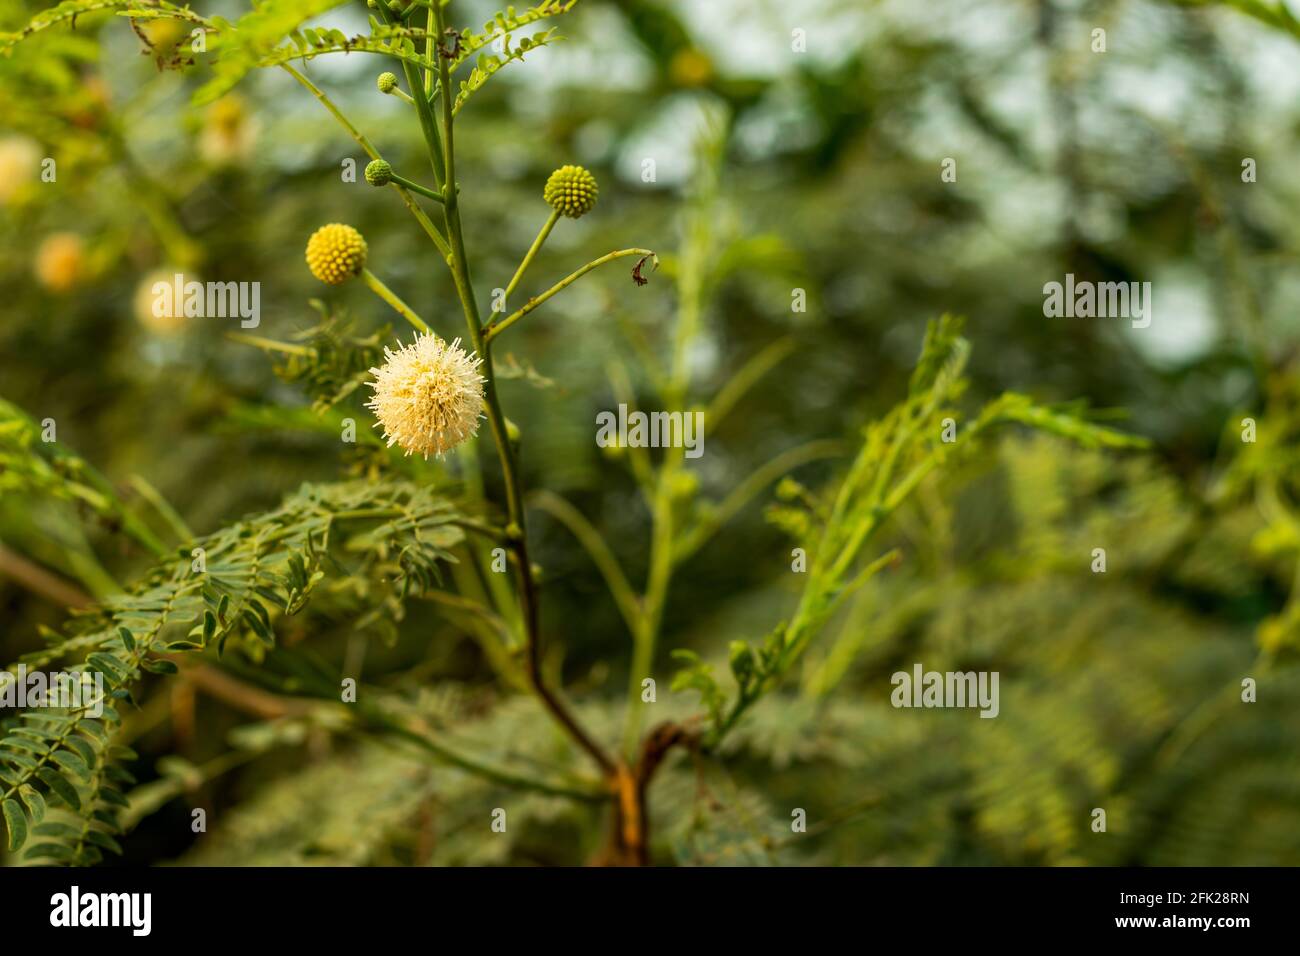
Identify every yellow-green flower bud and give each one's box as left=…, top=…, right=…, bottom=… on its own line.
left=543, top=164, right=599, bottom=219
left=306, top=224, right=368, bottom=285
left=365, top=159, right=393, bottom=187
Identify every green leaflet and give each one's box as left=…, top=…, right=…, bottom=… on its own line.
left=2, top=799, right=26, bottom=851
left=37, top=769, right=82, bottom=811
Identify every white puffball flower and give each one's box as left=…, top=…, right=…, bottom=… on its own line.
left=365, top=333, right=486, bottom=458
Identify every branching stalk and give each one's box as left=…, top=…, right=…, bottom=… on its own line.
left=428, top=1, right=616, bottom=779
left=485, top=249, right=657, bottom=344
left=361, top=269, right=430, bottom=333
left=503, top=209, right=559, bottom=305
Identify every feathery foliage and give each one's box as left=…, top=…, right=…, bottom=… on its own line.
left=675, top=317, right=1148, bottom=747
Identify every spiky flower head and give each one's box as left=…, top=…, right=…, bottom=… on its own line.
left=306, top=223, right=367, bottom=285
left=543, top=164, right=598, bottom=218
left=365, top=334, right=486, bottom=458
left=364, top=159, right=392, bottom=187
left=377, top=71, right=399, bottom=94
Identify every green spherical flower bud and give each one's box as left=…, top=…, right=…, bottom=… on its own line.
left=365, top=159, right=393, bottom=187
left=543, top=164, right=599, bottom=219
left=377, top=72, right=399, bottom=94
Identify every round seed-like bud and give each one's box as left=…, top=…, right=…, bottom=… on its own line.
left=543, top=164, right=598, bottom=219
left=365, top=159, right=393, bottom=186
left=377, top=72, right=398, bottom=94
left=305, top=223, right=368, bottom=285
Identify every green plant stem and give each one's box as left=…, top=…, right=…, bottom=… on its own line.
left=355, top=703, right=604, bottom=801
left=423, top=7, right=436, bottom=97
left=429, top=1, right=616, bottom=779
left=531, top=490, right=642, bottom=637
left=485, top=249, right=657, bottom=344
left=705, top=337, right=797, bottom=435
left=128, top=475, right=194, bottom=543
left=420, top=588, right=526, bottom=691
left=377, top=4, right=447, bottom=188
left=616, top=226, right=705, bottom=756
left=454, top=439, right=521, bottom=632
left=280, top=63, right=451, bottom=260
left=226, top=331, right=315, bottom=356
left=361, top=269, right=430, bottom=333
left=606, top=361, right=656, bottom=492
left=389, top=170, right=446, bottom=204
left=279, top=60, right=375, bottom=155
left=674, top=440, right=847, bottom=562
left=386, top=86, right=416, bottom=106
left=503, top=209, right=559, bottom=305
left=624, top=492, right=671, bottom=755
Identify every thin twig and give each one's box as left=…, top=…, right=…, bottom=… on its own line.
left=485, top=249, right=657, bottom=344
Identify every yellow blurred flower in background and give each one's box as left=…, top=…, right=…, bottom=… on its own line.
left=133, top=269, right=191, bottom=336
left=33, top=233, right=85, bottom=293
left=199, top=94, right=258, bottom=167
left=668, top=48, right=714, bottom=88
left=0, top=136, right=41, bottom=205
left=140, top=17, right=188, bottom=51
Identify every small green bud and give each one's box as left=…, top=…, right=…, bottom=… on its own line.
left=505, top=417, right=522, bottom=445
left=377, top=72, right=398, bottom=94
left=364, top=159, right=393, bottom=187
